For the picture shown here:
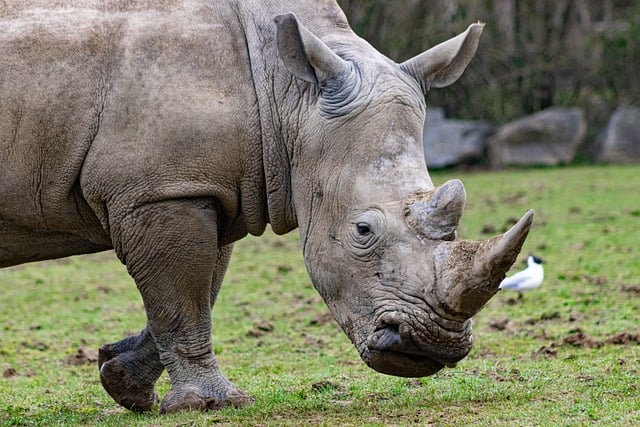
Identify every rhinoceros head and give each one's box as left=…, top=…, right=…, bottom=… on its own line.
left=273, top=14, right=533, bottom=377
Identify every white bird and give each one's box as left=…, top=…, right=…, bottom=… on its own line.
left=499, top=255, right=544, bottom=299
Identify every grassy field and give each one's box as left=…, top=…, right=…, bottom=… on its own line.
left=1, top=165, right=639, bottom=426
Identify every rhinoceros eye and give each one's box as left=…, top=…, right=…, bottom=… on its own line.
left=356, top=222, right=371, bottom=236
left=347, top=209, right=386, bottom=259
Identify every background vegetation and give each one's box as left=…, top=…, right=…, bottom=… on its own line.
left=1, top=165, right=639, bottom=426
left=338, top=0, right=640, bottom=135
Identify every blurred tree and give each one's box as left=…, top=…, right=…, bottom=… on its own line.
left=337, top=0, right=640, bottom=130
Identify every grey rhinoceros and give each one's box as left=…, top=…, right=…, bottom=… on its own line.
left=0, top=0, right=533, bottom=414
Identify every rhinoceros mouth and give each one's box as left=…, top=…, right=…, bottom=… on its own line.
left=365, top=349, right=446, bottom=377
left=362, top=325, right=464, bottom=377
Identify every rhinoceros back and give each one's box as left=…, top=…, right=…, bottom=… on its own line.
left=0, top=1, right=260, bottom=266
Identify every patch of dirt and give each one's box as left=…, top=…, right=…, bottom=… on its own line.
left=561, top=330, right=640, bottom=349
left=502, top=191, right=527, bottom=205
left=408, top=378, right=422, bottom=387
left=506, top=368, right=526, bottom=382
left=531, top=344, right=558, bottom=360
left=246, top=320, right=274, bottom=338
left=532, top=328, right=551, bottom=340
left=2, top=368, right=18, bottom=378
left=65, top=346, right=99, bottom=366
left=299, top=332, right=325, bottom=349
left=568, top=311, right=585, bottom=322
left=620, top=284, right=640, bottom=294
left=485, top=311, right=640, bottom=350
left=73, top=292, right=90, bottom=302
left=3, top=367, right=38, bottom=378
left=309, top=311, right=334, bottom=326
left=21, top=341, right=49, bottom=351
left=615, top=357, right=628, bottom=366
left=488, top=317, right=518, bottom=334
left=480, top=224, right=497, bottom=235
left=563, top=331, right=602, bottom=348
left=276, top=264, right=292, bottom=274
left=583, top=275, right=608, bottom=286
left=525, top=311, right=561, bottom=325
left=484, top=368, right=525, bottom=382
left=605, top=332, right=640, bottom=345
left=540, top=311, right=561, bottom=321
left=568, top=206, right=582, bottom=214
left=568, top=242, right=587, bottom=252
left=271, top=240, right=286, bottom=249
left=504, top=297, right=521, bottom=306
left=337, top=359, right=358, bottom=366
left=97, top=285, right=113, bottom=294
left=592, top=214, right=616, bottom=223
left=310, top=380, right=342, bottom=393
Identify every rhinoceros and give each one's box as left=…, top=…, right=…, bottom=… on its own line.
left=0, top=0, right=533, bottom=414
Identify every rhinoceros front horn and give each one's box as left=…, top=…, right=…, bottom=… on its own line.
left=437, top=210, right=534, bottom=319
left=473, top=209, right=535, bottom=280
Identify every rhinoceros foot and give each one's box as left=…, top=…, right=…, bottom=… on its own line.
left=98, top=329, right=163, bottom=412
left=159, top=384, right=254, bottom=414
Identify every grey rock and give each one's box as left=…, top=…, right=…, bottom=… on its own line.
left=589, top=106, right=640, bottom=164
left=423, top=108, right=492, bottom=168
left=488, top=107, right=586, bottom=167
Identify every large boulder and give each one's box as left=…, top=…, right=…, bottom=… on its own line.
left=422, top=108, right=492, bottom=168
left=487, top=107, right=586, bottom=167
left=588, top=106, right=640, bottom=164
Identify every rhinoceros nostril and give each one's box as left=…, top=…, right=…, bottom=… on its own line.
left=367, top=325, right=401, bottom=351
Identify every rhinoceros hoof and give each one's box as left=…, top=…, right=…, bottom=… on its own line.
left=98, top=349, right=159, bottom=412
left=159, top=385, right=254, bottom=413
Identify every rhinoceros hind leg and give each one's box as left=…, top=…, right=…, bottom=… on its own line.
left=98, top=328, right=163, bottom=412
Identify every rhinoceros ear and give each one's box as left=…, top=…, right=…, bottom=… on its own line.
left=274, top=13, right=352, bottom=85
left=400, top=23, right=484, bottom=92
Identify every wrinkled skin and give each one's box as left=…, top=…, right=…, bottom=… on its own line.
left=0, top=0, right=533, bottom=413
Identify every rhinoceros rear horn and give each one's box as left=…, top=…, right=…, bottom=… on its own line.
left=407, top=179, right=466, bottom=240
left=400, top=23, right=484, bottom=92
left=274, top=13, right=352, bottom=85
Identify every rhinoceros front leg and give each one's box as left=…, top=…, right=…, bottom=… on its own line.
left=102, top=198, right=251, bottom=413
left=98, top=244, right=235, bottom=412
left=98, top=243, right=237, bottom=411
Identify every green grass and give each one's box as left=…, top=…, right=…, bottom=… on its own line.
left=1, top=165, right=639, bottom=426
